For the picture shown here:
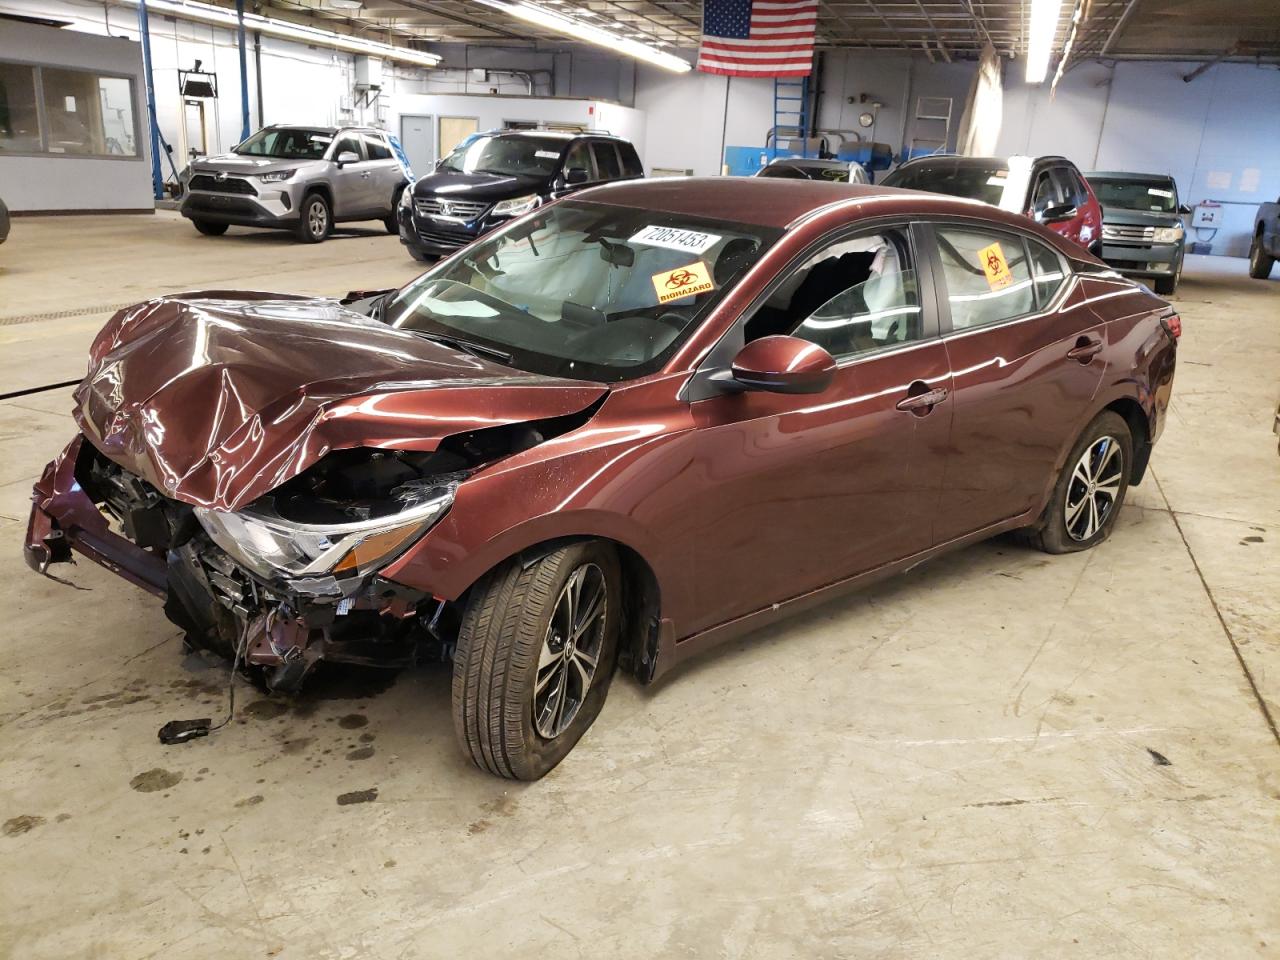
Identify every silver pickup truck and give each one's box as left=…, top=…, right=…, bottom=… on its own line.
left=1251, top=196, right=1279, bottom=279
left=181, top=125, right=409, bottom=243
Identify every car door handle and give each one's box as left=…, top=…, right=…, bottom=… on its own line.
left=1067, top=337, right=1104, bottom=362
left=896, top=386, right=949, bottom=412
left=360, top=171, right=372, bottom=179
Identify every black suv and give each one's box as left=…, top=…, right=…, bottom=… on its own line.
left=397, top=130, right=643, bottom=261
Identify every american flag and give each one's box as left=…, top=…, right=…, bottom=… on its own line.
left=697, top=0, right=817, bottom=78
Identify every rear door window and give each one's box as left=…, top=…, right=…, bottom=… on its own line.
left=362, top=133, right=392, bottom=160
left=935, top=226, right=1036, bottom=331
left=591, top=142, right=622, bottom=181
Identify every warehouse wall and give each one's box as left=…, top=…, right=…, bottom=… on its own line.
left=636, top=53, right=1277, bottom=257
left=0, top=0, right=634, bottom=186
left=0, top=20, right=154, bottom=212
left=635, top=53, right=979, bottom=177
left=1000, top=60, right=1280, bottom=257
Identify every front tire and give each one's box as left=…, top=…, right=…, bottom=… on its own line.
left=452, top=542, right=621, bottom=780
left=385, top=188, right=403, bottom=235
left=405, top=245, right=432, bottom=263
left=1154, top=274, right=1177, bottom=296
left=192, top=219, right=228, bottom=236
left=1249, top=232, right=1275, bottom=279
left=295, top=192, right=331, bottom=243
left=1025, top=411, right=1133, bottom=554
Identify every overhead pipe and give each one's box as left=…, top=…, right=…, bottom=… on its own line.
left=1101, top=0, right=1142, bottom=57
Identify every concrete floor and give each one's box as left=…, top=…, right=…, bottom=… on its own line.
left=1, top=212, right=1278, bottom=959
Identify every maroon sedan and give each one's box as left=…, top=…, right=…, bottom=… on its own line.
left=25, top=179, right=1178, bottom=779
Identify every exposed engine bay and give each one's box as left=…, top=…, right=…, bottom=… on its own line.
left=69, top=405, right=595, bottom=694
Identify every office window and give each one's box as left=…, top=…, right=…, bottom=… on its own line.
left=0, top=62, right=41, bottom=153
left=41, top=68, right=138, bottom=156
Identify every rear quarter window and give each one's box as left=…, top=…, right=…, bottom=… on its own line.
left=619, top=143, right=644, bottom=178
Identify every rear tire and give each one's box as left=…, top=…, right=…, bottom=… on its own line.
left=452, top=541, right=621, bottom=780
left=193, top=220, right=228, bottom=236
left=1023, top=411, right=1133, bottom=555
left=295, top=192, right=331, bottom=243
left=1249, top=231, right=1275, bottom=279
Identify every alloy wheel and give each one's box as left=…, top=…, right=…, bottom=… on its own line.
left=1064, top=435, right=1124, bottom=542
left=533, top=563, right=607, bottom=740
left=308, top=200, right=327, bottom=238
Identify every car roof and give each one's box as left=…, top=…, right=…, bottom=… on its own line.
left=478, top=130, right=629, bottom=143
left=575, top=177, right=1038, bottom=230
left=266, top=124, right=339, bottom=135
left=1087, top=170, right=1174, bottom=182
left=896, top=154, right=1070, bottom=169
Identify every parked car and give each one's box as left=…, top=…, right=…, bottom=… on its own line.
left=1250, top=195, right=1279, bottom=279
left=397, top=130, right=643, bottom=261
left=181, top=124, right=409, bottom=243
left=756, top=156, right=870, bottom=184
left=0, top=195, right=8, bottom=245
left=1085, top=171, right=1188, bottom=295
left=882, top=154, right=1104, bottom=254
left=26, top=179, right=1177, bottom=780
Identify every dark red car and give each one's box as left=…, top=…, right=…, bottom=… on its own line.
left=25, top=179, right=1177, bottom=780
left=882, top=155, right=1105, bottom=255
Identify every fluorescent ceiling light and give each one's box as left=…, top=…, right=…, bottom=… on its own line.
left=1025, top=0, right=1063, bottom=83
left=124, top=0, right=441, bottom=67
left=472, top=0, right=691, bottom=73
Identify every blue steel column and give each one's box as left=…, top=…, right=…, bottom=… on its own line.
left=236, top=0, right=251, bottom=142
left=136, top=0, right=164, bottom=200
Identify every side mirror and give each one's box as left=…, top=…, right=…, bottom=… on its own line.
left=1178, top=203, right=1192, bottom=215
left=336, top=150, right=360, bottom=166
left=564, top=167, right=590, bottom=185
left=729, top=336, right=836, bottom=395
left=1037, top=203, right=1077, bottom=224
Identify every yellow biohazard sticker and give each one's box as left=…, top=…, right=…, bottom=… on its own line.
left=652, top=261, right=715, bottom=304
left=978, top=241, right=1014, bottom=290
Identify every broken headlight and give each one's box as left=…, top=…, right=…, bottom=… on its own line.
left=194, top=482, right=454, bottom=582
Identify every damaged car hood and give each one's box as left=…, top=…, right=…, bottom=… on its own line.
left=76, top=293, right=607, bottom=512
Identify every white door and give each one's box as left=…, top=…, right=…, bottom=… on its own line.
left=399, top=114, right=434, bottom=176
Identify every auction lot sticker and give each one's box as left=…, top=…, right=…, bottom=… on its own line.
left=630, top=225, right=722, bottom=255
left=653, top=261, right=714, bottom=303
left=978, top=241, right=1014, bottom=290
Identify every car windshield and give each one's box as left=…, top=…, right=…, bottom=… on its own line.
left=235, top=127, right=333, bottom=160
left=383, top=202, right=781, bottom=382
left=1087, top=177, right=1177, bottom=214
left=882, top=160, right=1011, bottom=206
left=438, top=135, right=566, bottom=178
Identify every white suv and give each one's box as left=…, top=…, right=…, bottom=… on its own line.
left=181, top=125, right=410, bottom=243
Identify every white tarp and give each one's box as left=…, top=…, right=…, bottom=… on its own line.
left=955, top=43, right=1003, bottom=157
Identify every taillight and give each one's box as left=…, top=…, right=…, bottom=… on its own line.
left=1161, top=313, right=1182, bottom=340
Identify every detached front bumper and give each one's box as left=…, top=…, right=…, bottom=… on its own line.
left=25, top=435, right=167, bottom=595
left=26, top=435, right=437, bottom=691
